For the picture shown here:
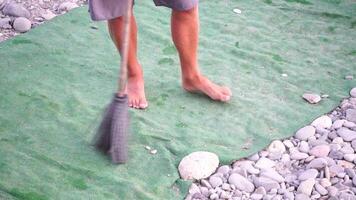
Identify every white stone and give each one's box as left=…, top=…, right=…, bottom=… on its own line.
left=255, top=157, right=275, bottom=169
left=260, top=168, right=285, bottom=183
left=309, top=145, right=330, bottom=157
left=350, top=87, right=356, bottom=98
left=233, top=8, right=242, bottom=14
left=228, top=173, right=255, bottom=193
left=311, top=115, right=332, bottom=129
left=59, top=2, right=78, bottom=12
left=297, top=178, right=315, bottom=196
left=13, top=17, right=31, bottom=33
left=295, top=126, right=316, bottom=140
left=178, top=151, right=219, bottom=180
left=302, top=93, right=321, bottom=104
left=41, top=10, right=56, bottom=20
left=299, top=141, right=310, bottom=153
left=267, top=140, right=286, bottom=155
left=344, top=154, right=356, bottom=162
left=332, top=120, right=345, bottom=129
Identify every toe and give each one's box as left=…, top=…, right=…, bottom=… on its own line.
left=133, top=99, right=140, bottom=109
left=139, top=99, right=148, bottom=109
left=221, top=86, right=232, bottom=97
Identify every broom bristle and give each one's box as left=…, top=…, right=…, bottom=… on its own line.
left=110, top=94, right=129, bottom=164
left=93, top=94, right=129, bottom=164
left=94, top=99, right=116, bottom=153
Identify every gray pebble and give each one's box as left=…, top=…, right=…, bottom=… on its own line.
left=295, top=126, right=316, bottom=140
left=13, top=17, right=31, bottom=33
left=298, top=169, right=318, bottom=181
left=2, top=2, right=30, bottom=18
left=314, top=183, right=328, bottom=196
left=337, top=127, right=356, bottom=141
left=209, top=176, right=223, bottom=188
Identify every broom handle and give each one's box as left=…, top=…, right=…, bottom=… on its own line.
left=117, top=0, right=133, bottom=96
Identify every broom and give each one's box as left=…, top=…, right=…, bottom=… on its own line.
left=94, top=0, right=133, bottom=164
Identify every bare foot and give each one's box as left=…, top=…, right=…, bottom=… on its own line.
left=126, top=74, right=148, bottom=109
left=182, top=75, right=232, bottom=102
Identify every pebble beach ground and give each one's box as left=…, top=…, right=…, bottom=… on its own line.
left=185, top=87, right=356, bottom=200
left=0, top=0, right=86, bottom=42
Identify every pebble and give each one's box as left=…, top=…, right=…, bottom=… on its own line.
left=332, top=119, right=345, bottom=129
left=2, top=2, right=31, bottom=18
left=253, top=176, right=280, bottom=192
left=209, top=176, right=223, bottom=188
left=248, top=153, right=260, bottom=161
left=344, top=153, right=356, bottom=162
left=319, top=178, right=331, bottom=187
left=255, top=157, right=275, bottom=169
left=228, top=173, right=255, bottom=193
left=346, top=109, right=356, bottom=123
left=232, top=8, right=242, bottom=14
left=58, top=2, right=78, bottom=12
left=311, top=115, right=332, bottom=129
left=0, top=17, right=11, bottom=29
left=345, top=75, right=354, bottom=80
left=260, top=168, right=285, bottom=183
left=295, top=193, right=311, bottom=200
left=337, top=127, right=356, bottom=141
left=327, top=186, right=338, bottom=197
left=295, top=126, right=315, bottom=140
left=150, top=149, right=157, bottom=154
left=13, top=17, right=31, bottom=32
left=298, top=169, right=318, bottom=181
left=298, top=141, right=309, bottom=153
left=297, top=178, right=315, bottom=196
left=350, top=87, right=356, bottom=97
left=314, top=183, right=328, bottom=196
left=290, top=151, right=309, bottom=160
left=283, top=140, right=294, bottom=148
left=309, top=144, right=330, bottom=157
left=41, top=10, right=56, bottom=20
left=178, top=151, right=219, bottom=180
left=306, top=158, right=327, bottom=169
left=302, top=93, right=321, bottom=104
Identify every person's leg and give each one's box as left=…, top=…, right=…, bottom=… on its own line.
left=171, top=6, right=232, bottom=102
left=108, top=14, right=148, bottom=109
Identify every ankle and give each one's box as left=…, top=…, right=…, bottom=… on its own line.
left=127, top=63, right=143, bottom=78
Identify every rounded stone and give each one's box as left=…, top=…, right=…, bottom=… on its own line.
left=302, top=93, right=321, bottom=104
left=298, top=169, right=318, bottom=181
left=13, top=17, right=31, bottom=33
left=268, top=140, right=286, bottom=155
left=311, top=115, right=332, bottom=129
left=309, top=144, right=330, bottom=157
left=58, top=2, right=78, bottom=12
left=350, top=87, right=356, bottom=98
left=297, top=178, right=315, bottom=196
left=209, top=176, right=223, bottom=188
left=295, top=126, right=316, bottom=140
left=178, top=151, right=219, bottom=180
left=337, top=127, right=356, bottom=141
left=228, top=173, right=255, bottom=193
left=299, top=141, right=310, bottom=153
left=2, top=2, right=30, bottom=18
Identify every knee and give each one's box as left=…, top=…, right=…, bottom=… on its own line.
left=172, top=5, right=198, bottom=19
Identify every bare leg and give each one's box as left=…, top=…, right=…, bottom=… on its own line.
left=171, top=6, right=232, bottom=102
left=108, top=14, right=148, bottom=109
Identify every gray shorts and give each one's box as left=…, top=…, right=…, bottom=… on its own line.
left=88, top=0, right=199, bottom=21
